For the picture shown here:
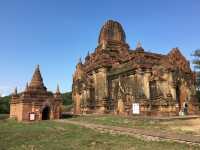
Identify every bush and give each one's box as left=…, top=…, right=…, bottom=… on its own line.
left=62, top=92, right=72, bottom=105
left=0, top=96, right=11, bottom=114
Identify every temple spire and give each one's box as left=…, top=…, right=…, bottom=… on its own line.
left=56, top=84, right=60, bottom=94
left=136, top=41, right=142, bottom=48
left=25, top=82, right=29, bottom=91
left=29, top=64, right=45, bottom=90
left=136, top=41, right=144, bottom=51
left=13, top=87, right=17, bottom=95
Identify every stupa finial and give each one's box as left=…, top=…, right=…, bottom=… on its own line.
left=56, top=84, right=60, bottom=94
left=14, top=87, right=17, bottom=95
left=136, top=41, right=142, bottom=48
left=25, top=82, right=29, bottom=91
left=136, top=40, right=144, bottom=51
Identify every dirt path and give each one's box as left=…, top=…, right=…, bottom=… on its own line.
left=56, top=119, right=200, bottom=146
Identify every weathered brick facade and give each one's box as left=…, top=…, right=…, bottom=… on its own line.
left=72, top=20, right=200, bottom=116
left=10, top=65, right=62, bottom=121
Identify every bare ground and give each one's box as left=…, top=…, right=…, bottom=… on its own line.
left=56, top=119, right=200, bottom=146
left=167, top=118, right=200, bottom=133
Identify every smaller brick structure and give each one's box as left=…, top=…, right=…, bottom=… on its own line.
left=10, top=65, right=63, bottom=121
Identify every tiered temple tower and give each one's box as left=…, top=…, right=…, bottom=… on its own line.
left=72, top=20, right=199, bottom=116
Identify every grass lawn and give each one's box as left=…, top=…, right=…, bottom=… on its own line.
left=0, top=119, right=199, bottom=150
left=68, top=115, right=200, bottom=135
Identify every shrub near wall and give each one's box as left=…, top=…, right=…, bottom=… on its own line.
left=0, top=96, right=11, bottom=114
left=62, top=92, right=72, bottom=105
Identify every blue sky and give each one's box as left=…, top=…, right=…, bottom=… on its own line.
left=0, top=0, right=200, bottom=96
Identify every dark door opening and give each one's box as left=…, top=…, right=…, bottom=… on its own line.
left=42, top=106, right=50, bottom=120
left=149, top=80, right=157, bottom=99
left=184, top=103, right=188, bottom=115
left=176, top=85, right=181, bottom=110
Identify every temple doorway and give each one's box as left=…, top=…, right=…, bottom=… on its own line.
left=149, top=80, right=157, bottom=99
left=176, top=85, right=181, bottom=111
left=42, top=106, right=50, bottom=120
left=183, top=102, right=188, bottom=115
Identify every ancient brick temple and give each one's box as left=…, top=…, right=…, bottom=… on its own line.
left=72, top=20, right=199, bottom=116
left=10, top=65, right=62, bottom=121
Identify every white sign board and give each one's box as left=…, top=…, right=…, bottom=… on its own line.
left=132, top=103, right=140, bottom=114
left=29, top=112, right=35, bottom=121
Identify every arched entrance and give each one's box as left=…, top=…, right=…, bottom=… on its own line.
left=176, top=85, right=181, bottom=111
left=42, top=106, right=50, bottom=120
left=183, top=102, right=188, bottom=115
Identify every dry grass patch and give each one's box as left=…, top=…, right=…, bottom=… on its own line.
left=68, top=115, right=200, bottom=136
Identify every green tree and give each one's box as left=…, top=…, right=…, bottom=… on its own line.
left=192, top=49, right=200, bottom=91
left=192, top=49, right=200, bottom=102
left=0, top=95, right=11, bottom=114
left=61, top=92, right=72, bottom=105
